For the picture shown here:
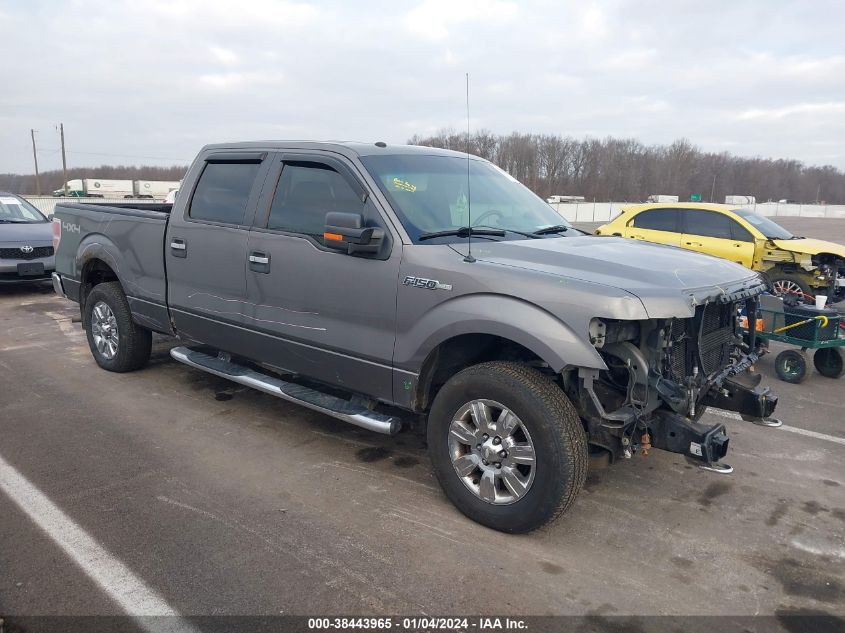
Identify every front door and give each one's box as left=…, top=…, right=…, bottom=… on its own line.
left=679, top=209, right=755, bottom=267
left=243, top=153, right=401, bottom=402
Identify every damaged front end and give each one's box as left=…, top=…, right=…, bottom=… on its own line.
left=570, top=280, right=777, bottom=470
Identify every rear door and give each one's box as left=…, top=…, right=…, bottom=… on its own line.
left=166, top=151, right=269, bottom=350
left=626, top=208, right=682, bottom=247
left=679, top=209, right=755, bottom=267
left=242, top=152, right=400, bottom=402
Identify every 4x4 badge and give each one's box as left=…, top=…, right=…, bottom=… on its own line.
left=403, top=275, right=452, bottom=291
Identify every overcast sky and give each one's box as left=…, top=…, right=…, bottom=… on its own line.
left=2, top=0, right=844, bottom=174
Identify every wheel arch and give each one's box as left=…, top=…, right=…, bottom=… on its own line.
left=78, top=257, right=122, bottom=325
left=399, top=296, right=607, bottom=412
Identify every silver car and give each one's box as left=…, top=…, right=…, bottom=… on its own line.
left=0, top=192, right=55, bottom=283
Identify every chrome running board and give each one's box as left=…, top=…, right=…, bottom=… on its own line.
left=170, top=346, right=401, bottom=435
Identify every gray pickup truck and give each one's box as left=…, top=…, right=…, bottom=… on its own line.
left=52, top=141, right=778, bottom=532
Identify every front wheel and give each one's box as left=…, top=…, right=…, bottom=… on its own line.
left=427, top=361, right=587, bottom=533
left=768, top=272, right=812, bottom=299
left=775, top=349, right=808, bottom=383
left=84, top=281, right=152, bottom=372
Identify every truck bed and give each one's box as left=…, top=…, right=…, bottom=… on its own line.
left=54, top=202, right=173, bottom=333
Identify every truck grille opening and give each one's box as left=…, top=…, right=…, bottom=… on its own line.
left=0, top=246, right=54, bottom=260
left=666, top=302, right=737, bottom=381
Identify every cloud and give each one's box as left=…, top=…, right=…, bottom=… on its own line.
left=403, top=0, right=518, bottom=40
left=737, top=102, right=845, bottom=121
left=209, top=46, right=239, bottom=67
left=2, top=0, right=845, bottom=172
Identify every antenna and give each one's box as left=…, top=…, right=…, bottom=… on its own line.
left=463, top=72, right=475, bottom=263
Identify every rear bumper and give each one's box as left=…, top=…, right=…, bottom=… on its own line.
left=52, top=272, right=68, bottom=298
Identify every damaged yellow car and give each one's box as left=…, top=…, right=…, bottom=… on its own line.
left=596, top=203, right=845, bottom=301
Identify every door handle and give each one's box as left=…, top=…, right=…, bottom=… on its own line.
left=249, top=251, right=270, bottom=273
left=685, top=241, right=702, bottom=247
left=170, top=238, right=187, bottom=258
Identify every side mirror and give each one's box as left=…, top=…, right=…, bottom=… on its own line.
left=324, top=212, right=384, bottom=255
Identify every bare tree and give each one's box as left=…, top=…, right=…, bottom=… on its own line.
left=408, top=130, right=845, bottom=203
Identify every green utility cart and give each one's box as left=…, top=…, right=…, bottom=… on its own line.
left=745, top=298, right=845, bottom=383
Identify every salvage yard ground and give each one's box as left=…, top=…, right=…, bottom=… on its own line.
left=1, top=218, right=844, bottom=623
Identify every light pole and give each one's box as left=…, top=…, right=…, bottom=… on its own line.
left=30, top=129, right=41, bottom=195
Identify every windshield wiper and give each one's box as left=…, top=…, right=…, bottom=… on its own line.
left=419, top=227, right=506, bottom=241
left=532, top=224, right=574, bottom=236
left=473, top=225, right=542, bottom=239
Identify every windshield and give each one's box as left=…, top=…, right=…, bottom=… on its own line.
left=732, top=208, right=793, bottom=240
left=360, top=154, right=572, bottom=243
left=0, top=194, right=47, bottom=223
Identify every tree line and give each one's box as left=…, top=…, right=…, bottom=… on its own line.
left=4, top=135, right=845, bottom=203
left=0, top=165, right=188, bottom=196
left=408, top=130, right=845, bottom=204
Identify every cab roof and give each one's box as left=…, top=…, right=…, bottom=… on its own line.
left=621, top=202, right=744, bottom=213
left=199, top=140, right=472, bottom=160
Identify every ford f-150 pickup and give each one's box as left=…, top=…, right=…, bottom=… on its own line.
left=52, top=141, right=778, bottom=532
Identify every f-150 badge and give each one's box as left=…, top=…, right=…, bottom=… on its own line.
left=403, top=276, right=452, bottom=291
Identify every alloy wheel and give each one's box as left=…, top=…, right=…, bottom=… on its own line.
left=91, top=301, right=119, bottom=359
left=447, top=399, right=536, bottom=505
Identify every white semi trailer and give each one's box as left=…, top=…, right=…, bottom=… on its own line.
left=53, top=179, right=180, bottom=199
left=725, top=195, right=756, bottom=205
left=134, top=180, right=181, bottom=199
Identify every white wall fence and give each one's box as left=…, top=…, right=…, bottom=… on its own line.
left=24, top=196, right=162, bottom=216
left=549, top=201, right=845, bottom=224
left=22, top=195, right=845, bottom=223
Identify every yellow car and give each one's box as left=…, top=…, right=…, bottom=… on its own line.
left=596, top=203, right=845, bottom=301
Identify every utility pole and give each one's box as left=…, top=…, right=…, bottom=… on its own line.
left=59, top=123, right=69, bottom=196
left=816, top=183, right=821, bottom=205
left=30, top=129, right=41, bottom=195
left=709, top=173, right=717, bottom=203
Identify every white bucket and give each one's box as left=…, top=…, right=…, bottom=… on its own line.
left=815, top=294, right=828, bottom=309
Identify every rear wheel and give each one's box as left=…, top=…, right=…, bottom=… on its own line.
left=775, top=349, right=808, bottom=383
left=85, top=281, right=152, bottom=372
left=427, top=361, right=587, bottom=533
left=813, top=347, right=845, bottom=379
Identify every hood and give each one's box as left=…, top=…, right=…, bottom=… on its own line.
left=772, top=238, right=845, bottom=259
left=0, top=221, right=52, bottom=245
left=471, top=236, right=763, bottom=317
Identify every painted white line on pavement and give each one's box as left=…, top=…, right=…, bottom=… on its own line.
left=779, top=424, right=845, bottom=446
left=0, top=452, right=198, bottom=631
left=707, top=408, right=845, bottom=446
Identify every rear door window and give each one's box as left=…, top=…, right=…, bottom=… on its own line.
left=681, top=210, right=733, bottom=239
left=189, top=162, right=261, bottom=224
left=632, top=208, right=679, bottom=232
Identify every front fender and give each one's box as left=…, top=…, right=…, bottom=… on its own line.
left=394, top=293, right=607, bottom=375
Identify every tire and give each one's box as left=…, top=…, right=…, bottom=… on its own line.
left=427, top=361, right=587, bottom=533
left=84, top=281, right=152, bottom=372
left=775, top=349, right=808, bottom=384
left=768, top=271, right=813, bottom=299
left=813, top=347, right=845, bottom=379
